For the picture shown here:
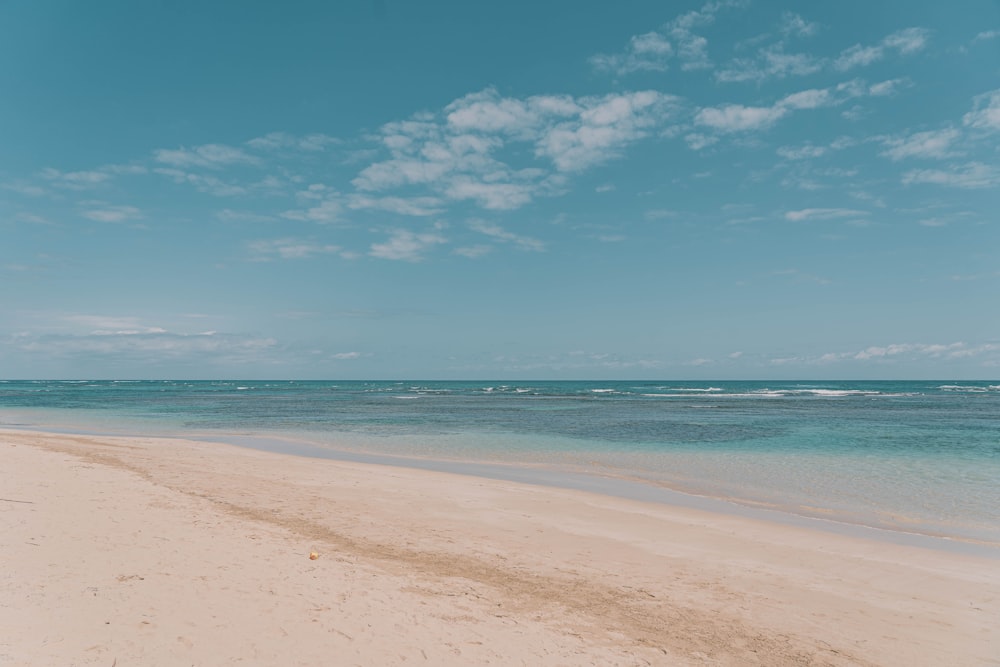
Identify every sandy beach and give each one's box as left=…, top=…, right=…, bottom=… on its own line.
left=1, top=429, right=997, bottom=666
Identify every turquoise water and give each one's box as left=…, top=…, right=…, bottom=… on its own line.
left=2, top=380, right=998, bottom=544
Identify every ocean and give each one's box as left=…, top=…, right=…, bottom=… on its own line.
left=2, top=379, right=998, bottom=547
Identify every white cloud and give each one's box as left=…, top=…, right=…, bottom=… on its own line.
left=882, top=27, right=930, bottom=54
left=780, top=88, right=832, bottom=110
left=246, top=132, right=339, bottom=152
left=280, top=189, right=343, bottom=222
left=444, top=179, right=538, bottom=210
left=453, top=244, right=492, bottom=258
left=715, top=44, right=822, bottom=83
left=974, top=30, right=1000, bottom=42
left=248, top=238, right=344, bottom=260
left=12, top=329, right=278, bottom=363
left=347, top=195, right=444, bottom=216
left=154, top=143, right=259, bottom=169
left=369, top=229, right=447, bottom=261
left=331, top=351, right=361, bottom=360
left=590, top=32, right=673, bottom=75
left=834, top=27, right=930, bottom=71
left=685, top=133, right=719, bottom=150
left=695, top=103, right=788, bottom=132
left=354, top=88, right=673, bottom=211
left=853, top=342, right=964, bottom=360
left=784, top=208, right=868, bottom=221
left=154, top=168, right=248, bottom=196
left=962, top=89, right=1000, bottom=131
left=535, top=91, right=673, bottom=171
left=868, top=78, right=907, bottom=96
left=779, top=12, right=817, bottom=37
left=468, top=219, right=545, bottom=252
left=902, top=162, right=1000, bottom=189
left=39, top=168, right=112, bottom=189
left=590, top=0, right=741, bottom=75
left=777, top=144, right=826, bottom=160
left=81, top=204, right=143, bottom=223
left=881, top=128, right=961, bottom=160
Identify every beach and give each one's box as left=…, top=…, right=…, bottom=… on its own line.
left=2, top=429, right=998, bottom=666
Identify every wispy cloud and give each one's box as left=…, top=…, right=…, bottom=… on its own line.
left=902, top=162, right=1000, bottom=189
left=779, top=12, right=817, bottom=38
left=39, top=168, right=112, bottom=190
left=154, top=168, right=248, bottom=196
left=248, top=238, right=345, bottom=260
left=777, top=144, right=827, bottom=160
left=369, top=229, right=447, bottom=261
left=154, top=143, right=260, bottom=169
left=715, top=44, right=823, bottom=83
left=347, top=194, right=444, bottom=217
left=590, top=0, right=742, bottom=75
left=280, top=185, right=343, bottom=222
left=881, top=128, right=961, bottom=160
left=246, top=132, right=339, bottom=152
left=784, top=208, right=867, bottom=221
left=11, top=329, right=278, bottom=364
left=963, top=89, right=1000, bottom=132
left=467, top=219, right=545, bottom=252
left=80, top=204, right=144, bottom=223
left=589, top=32, right=674, bottom=75
left=834, top=27, right=930, bottom=71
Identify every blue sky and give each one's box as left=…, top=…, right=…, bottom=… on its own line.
left=2, top=0, right=998, bottom=379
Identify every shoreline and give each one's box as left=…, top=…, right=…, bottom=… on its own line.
left=3, top=428, right=999, bottom=665
left=3, top=420, right=998, bottom=556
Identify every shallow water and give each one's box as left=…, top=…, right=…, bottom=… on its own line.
left=2, top=379, right=998, bottom=544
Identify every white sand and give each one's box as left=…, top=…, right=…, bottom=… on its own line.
left=1, top=429, right=998, bottom=666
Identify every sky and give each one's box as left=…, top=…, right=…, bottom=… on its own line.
left=1, top=0, right=999, bottom=380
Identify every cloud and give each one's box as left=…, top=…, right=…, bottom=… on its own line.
left=369, top=229, right=447, bottom=261
left=779, top=12, right=817, bottom=37
left=81, top=204, right=143, bottom=223
left=39, top=168, right=112, bottom=190
left=444, top=179, right=539, bottom=210
left=685, top=133, right=719, bottom=150
left=347, top=194, right=444, bottom=216
left=902, top=162, right=1000, bottom=189
left=695, top=82, right=875, bottom=138
left=784, top=208, right=867, bottom=221
left=246, top=132, right=339, bottom=152
left=777, top=144, right=827, bottom=160
left=590, top=32, right=673, bottom=75
left=715, top=44, right=822, bottom=83
left=962, top=89, right=1000, bottom=132
left=880, top=128, right=961, bottom=160
left=331, top=351, right=361, bottom=360
left=453, top=244, right=492, bottom=258
left=868, top=78, right=907, bottom=96
left=280, top=187, right=343, bottom=222
left=354, top=88, right=673, bottom=211
left=153, top=143, right=259, bottom=169
left=11, top=329, right=278, bottom=364
left=590, top=0, right=741, bottom=75
left=154, top=168, right=248, bottom=196
left=467, top=219, right=545, bottom=251
left=834, top=27, right=930, bottom=71
left=248, top=238, right=345, bottom=260
left=973, top=30, right=1000, bottom=42
left=852, top=342, right=968, bottom=360
left=535, top=91, right=674, bottom=171
left=695, top=103, right=788, bottom=132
